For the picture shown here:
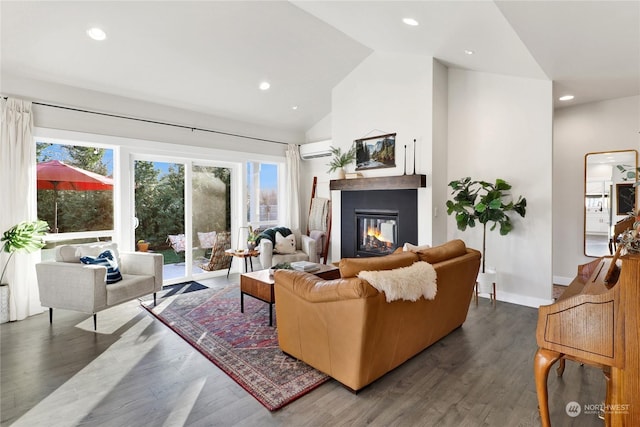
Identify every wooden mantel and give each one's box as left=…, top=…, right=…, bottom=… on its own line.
left=330, top=174, right=426, bottom=191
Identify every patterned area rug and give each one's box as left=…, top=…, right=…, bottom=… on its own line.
left=161, top=281, right=208, bottom=297
left=141, top=285, right=329, bottom=411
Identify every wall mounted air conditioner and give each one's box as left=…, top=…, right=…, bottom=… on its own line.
left=300, top=140, right=333, bottom=160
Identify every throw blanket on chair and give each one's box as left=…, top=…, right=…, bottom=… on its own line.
left=308, top=197, right=329, bottom=232
left=256, top=227, right=292, bottom=245
left=358, top=262, right=437, bottom=302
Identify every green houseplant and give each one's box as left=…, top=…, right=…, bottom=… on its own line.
left=1, top=220, right=49, bottom=285
left=327, top=145, right=356, bottom=179
left=446, top=177, right=526, bottom=274
left=247, top=226, right=259, bottom=250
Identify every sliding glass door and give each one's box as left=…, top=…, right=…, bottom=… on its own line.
left=133, top=158, right=233, bottom=283
left=134, top=160, right=186, bottom=281
left=191, top=164, right=232, bottom=275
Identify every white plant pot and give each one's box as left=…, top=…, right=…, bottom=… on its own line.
left=0, top=284, right=9, bottom=324
left=476, top=269, right=497, bottom=294
left=332, top=168, right=346, bottom=180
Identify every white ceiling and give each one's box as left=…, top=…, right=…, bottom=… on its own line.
left=1, top=1, right=638, bottom=134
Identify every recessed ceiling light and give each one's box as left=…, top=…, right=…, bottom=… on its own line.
left=292, top=105, right=298, bottom=110
left=86, top=27, right=107, bottom=41
left=259, top=81, right=271, bottom=91
left=464, top=49, right=474, bottom=55
left=402, top=18, right=419, bottom=26
left=559, top=95, right=575, bottom=101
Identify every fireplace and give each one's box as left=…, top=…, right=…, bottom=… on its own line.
left=341, top=189, right=418, bottom=258
left=356, top=210, right=398, bottom=256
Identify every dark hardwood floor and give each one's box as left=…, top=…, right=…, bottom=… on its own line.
left=1, top=276, right=605, bottom=427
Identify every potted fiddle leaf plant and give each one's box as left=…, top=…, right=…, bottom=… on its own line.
left=327, top=145, right=356, bottom=179
left=1, top=220, right=49, bottom=323
left=446, top=177, right=527, bottom=294
left=1, top=220, right=49, bottom=285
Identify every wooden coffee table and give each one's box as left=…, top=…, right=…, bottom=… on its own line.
left=240, top=264, right=340, bottom=326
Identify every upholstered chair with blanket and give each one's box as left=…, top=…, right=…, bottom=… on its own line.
left=258, top=227, right=318, bottom=268
left=35, top=242, right=163, bottom=330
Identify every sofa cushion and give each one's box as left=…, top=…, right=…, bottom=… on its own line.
left=339, top=251, right=419, bottom=278
left=403, top=242, right=431, bottom=252
left=274, top=231, right=296, bottom=254
left=55, top=242, right=120, bottom=263
left=417, top=239, right=467, bottom=264
left=106, top=274, right=155, bottom=306
left=80, top=250, right=123, bottom=284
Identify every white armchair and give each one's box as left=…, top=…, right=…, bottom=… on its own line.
left=35, top=242, right=163, bottom=330
left=259, top=228, right=318, bottom=268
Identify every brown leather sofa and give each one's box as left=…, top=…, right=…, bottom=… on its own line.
left=273, top=239, right=481, bottom=391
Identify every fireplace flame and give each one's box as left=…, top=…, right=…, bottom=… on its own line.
left=366, top=226, right=392, bottom=243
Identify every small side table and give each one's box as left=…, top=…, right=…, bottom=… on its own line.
left=225, top=249, right=259, bottom=277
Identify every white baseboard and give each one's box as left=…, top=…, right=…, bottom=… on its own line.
left=553, top=275, right=573, bottom=286
left=478, top=291, right=554, bottom=308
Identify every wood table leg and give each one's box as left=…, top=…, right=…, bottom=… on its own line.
left=474, top=282, right=479, bottom=306
left=556, top=357, right=566, bottom=377
left=227, top=257, right=233, bottom=278
left=534, top=348, right=562, bottom=427
left=492, top=282, right=496, bottom=305
left=603, top=367, right=611, bottom=426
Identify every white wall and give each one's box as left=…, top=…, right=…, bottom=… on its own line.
left=305, top=113, right=332, bottom=143
left=322, top=51, right=436, bottom=261
left=553, top=95, right=640, bottom=283
left=447, top=69, right=553, bottom=307
left=299, top=113, right=333, bottom=246
left=431, top=60, right=448, bottom=245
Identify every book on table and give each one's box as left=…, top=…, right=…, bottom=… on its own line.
left=291, top=261, right=319, bottom=272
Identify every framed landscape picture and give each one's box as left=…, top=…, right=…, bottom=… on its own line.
left=355, top=133, right=396, bottom=171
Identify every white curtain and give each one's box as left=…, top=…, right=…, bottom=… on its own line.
left=0, top=98, right=44, bottom=320
left=284, top=144, right=301, bottom=231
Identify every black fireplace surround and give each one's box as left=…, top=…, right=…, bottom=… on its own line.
left=341, top=189, right=418, bottom=258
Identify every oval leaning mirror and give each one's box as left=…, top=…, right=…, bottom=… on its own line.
left=584, top=150, right=638, bottom=257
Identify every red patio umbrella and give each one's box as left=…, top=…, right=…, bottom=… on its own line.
left=36, top=160, right=114, bottom=232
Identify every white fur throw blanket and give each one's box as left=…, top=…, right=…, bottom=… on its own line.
left=358, top=261, right=437, bottom=303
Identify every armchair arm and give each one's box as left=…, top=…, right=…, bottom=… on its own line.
left=35, top=262, right=108, bottom=313
left=300, top=235, right=318, bottom=263
left=120, top=252, right=164, bottom=291
left=259, top=239, right=274, bottom=268
left=274, top=270, right=378, bottom=303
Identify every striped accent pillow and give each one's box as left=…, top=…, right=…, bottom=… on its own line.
left=80, top=250, right=123, bottom=284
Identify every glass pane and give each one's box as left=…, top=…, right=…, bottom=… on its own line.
left=36, top=142, right=114, bottom=234
left=247, top=162, right=278, bottom=228
left=134, top=160, right=185, bottom=280
left=192, top=164, right=231, bottom=273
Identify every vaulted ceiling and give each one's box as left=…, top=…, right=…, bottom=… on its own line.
left=2, top=1, right=638, bottom=134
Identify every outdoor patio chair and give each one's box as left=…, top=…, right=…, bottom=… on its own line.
left=199, top=231, right=232, bottom=271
